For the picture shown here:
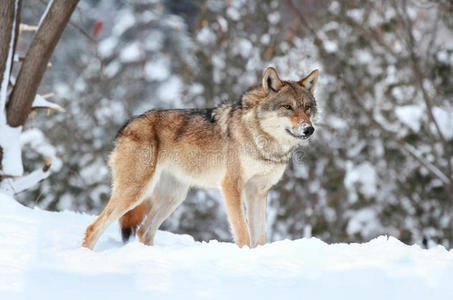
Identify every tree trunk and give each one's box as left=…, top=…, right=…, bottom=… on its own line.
left=0, top=0, right=19, bottom=176
left=6, top=0, right=79, bottom=127
left=0, top=1, right=16, bottom=91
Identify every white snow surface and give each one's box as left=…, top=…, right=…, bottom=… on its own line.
left=1, top=192, right=453, bottom=300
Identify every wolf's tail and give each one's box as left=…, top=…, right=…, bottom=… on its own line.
left=119, top=201, right=148, bottom=243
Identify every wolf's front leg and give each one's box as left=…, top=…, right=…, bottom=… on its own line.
left=244, top=186, right=268, bottom=248
left=221, top=176, right=250, bottom=247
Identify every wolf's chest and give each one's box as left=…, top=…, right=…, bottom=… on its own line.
left=240, top=155, right=288, bottom=187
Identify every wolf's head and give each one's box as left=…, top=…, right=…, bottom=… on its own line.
left=245, top=67, right=319, bottom=146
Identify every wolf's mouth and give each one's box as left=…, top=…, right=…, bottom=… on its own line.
left=286, top=128, right=310, bottom=140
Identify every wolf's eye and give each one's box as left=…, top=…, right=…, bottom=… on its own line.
left=282, top=104, right=292, bottom=110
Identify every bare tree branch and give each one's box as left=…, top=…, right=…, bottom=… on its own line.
left=19, top=23, right=38, bottom=32
left=395, top=0, right=452, bottom=180
left=69, top=20, right=105, bottom=77
left=346, top=86, right=453, bottom=197
left=6, top=0, right=79, bottom=127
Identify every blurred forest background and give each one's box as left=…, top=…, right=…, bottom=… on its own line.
left=14, top=0, right=453, bottom=248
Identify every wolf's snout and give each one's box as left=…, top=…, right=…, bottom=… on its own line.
left=303, top=126, right=314, bottom=137
left=287, top=123, right=315, bottom=139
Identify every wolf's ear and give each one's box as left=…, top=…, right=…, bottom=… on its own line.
left=299, top=69, right=319, bottom=93
left=262, top=67, right=283, bottom=93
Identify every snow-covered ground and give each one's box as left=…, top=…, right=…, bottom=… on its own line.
left=1, top=193, right=453, bottom=300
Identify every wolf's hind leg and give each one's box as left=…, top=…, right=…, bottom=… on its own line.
left=82, top=138, right=157, bottom=250
left=138, top=172, right=189, bottom=246
left=82, top=191, right=144, bottom=250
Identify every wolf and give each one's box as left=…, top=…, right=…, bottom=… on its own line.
left=82, top=67, right=319, bottom=250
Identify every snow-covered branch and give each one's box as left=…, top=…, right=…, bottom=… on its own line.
left=345, top=88, right=452, bottom=187
left=0, top=158, right=52, bottom=195
left=32, top=93, right=65, bottom=112
left=402, top=144, right=451, bottom=185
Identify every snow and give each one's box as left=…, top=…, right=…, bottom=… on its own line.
left=344, top=161, right=377, bottom=203
left=1, top=192, right=453, bottom=300
left=32, top=94, right=65, bottom=112
left=347, top=208, right=380, bottom=237
left=157, top=76, right=182, bottom=104
left=395, top=104, right=424, bottom=132
left=328, top=1, right=341, bottom=14
left=267, top=12, right=280, bottom=25
left=20, top=128, right=61, bottom=171
left=260, top=34, right=270, bottom=44
left=356, top=50, right=373, bottom=64
left=112, top=10, right=135, bottom=36
left=188, top=83, right=204, bottom=95
left=196, top=26, right=216, bottom=45
left=323, top=40, right=338, bottom=53
left=144, top=56, right=170, bottom=81
left=37, top=0, right=54, bottom=29
left=0, top=125, right=23, bottom=177
left=119, top=42, right=143, bottom=63
left=144, top=31, right=164, bottom=51
left=327, top=115, right=348, bottom=130
left=104, top=61, right=120, bottom=77
left=98, top=37, right=118, bottom=58
left=217, top=16, right=228, bottom=32
left=79, top=158, right=108, bottom=183
left=233, top=38, right=253, bottom=58
left=346, top=8, right=364, bottom=22
left=432, top=106, right=453, bottom=140
left=0, top=161, right=51, bottom=196
left=226, top=7, right=240, bottom=21
left=0, top=128, right=56, bottom=194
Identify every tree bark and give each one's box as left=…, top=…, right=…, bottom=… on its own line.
left=0, top=1, right=16, bottom=87
left=12, top=1, right=22, bottom=64
left=6, top=0, right=79, bottom=127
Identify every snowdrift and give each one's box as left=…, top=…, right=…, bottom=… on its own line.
left=1, top=193, right=453, bottom=300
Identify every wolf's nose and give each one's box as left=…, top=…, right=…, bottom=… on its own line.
left=303, top=126, right=314, bottom=136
